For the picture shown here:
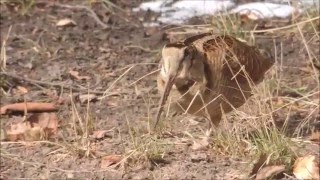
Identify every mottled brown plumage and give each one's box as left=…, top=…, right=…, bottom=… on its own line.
left=155, top=33, right=274, bottom=128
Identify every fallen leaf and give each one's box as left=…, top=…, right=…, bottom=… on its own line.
left=272, top=97, right=285, bottom=107
left=255, top=165, right=285, bottom=180
left=69, top=69, right=91, bottom=81
left=192, top=136, right=209, bottom=151
left=0, top=102, right=58, bottom=115
left=4, top=113, right=59, bottom=141
left=101, top=155, right=122, bottom=168
left=293, top=155, right=319, bottom=179
left=191, top=129, right=211, bottom=151
left=27, top=113, right=59, bottom=138
left=106, top=101, right=118, bottom=107
left=5, top=122, right=30, bottom=141
left=244, top=12, right=259, bottom=21
left=16, top=86, right=28, bottom=94
left=0, top=128, right=6, bottom=141
left=5, top=122, right=45, bottom=141
left=24, top=126, right=43, bottom=141
left=56, top=18, right=76, bottom=27
left=90, top=130, right=112, bottom=139
left=78, top=94, right=97, bottom=104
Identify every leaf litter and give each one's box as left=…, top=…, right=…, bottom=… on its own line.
left=3, top=112, right=59, bottom=141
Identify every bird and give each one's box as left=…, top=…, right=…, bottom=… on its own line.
left=154, top=32, right=274, bottom=128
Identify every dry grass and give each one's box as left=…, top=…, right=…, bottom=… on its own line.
left=158, top=5, right=319, bottom=173
left=209, top=7, right=319, bottom=171
left=0, top=1, right=319, bottom=178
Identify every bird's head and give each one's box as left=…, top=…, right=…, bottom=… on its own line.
left=154, top=43, right=196, bottom=128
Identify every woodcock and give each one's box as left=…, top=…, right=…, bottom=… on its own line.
left=155, top=33, right=274, bottom=128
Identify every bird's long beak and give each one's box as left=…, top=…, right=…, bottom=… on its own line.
left=154, top=75, right=176, bottom=129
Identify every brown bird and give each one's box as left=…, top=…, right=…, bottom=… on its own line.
left=154, top=33, right=274, bottom=128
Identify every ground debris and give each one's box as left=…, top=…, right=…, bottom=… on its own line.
left=0, top=102, right=58, bottom=115
left=101, top=154, right=122, bottom=169
left=56, top=18, right=77, bottom=27
left=293, top=155, right=319, bottom=179
left=3, top=113, right=59, bottom=141
left=255, top=165, right=285, bottom=180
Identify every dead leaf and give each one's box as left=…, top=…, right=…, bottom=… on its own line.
left=27, top=113, right=59, bottom=138
left=78, top=94, right=97, bottom=104
left=101, top=155, right=122, bottom=168
left=25, top=126, right=43, bottom=141
left=6, top=122, right=30, bottom=141
left=0, top=102, right=58, bottom=115
left=5, top=113, right=59, bottom=141
left=255, top=165, right=285, bottom=179
left=191, top=129, right=211, bottom=151
left=293, top=155, right=319, bottom=180
left=1, top=128, right=6, bottom=141
left=272, top=97, right=285, bottom=107
left=16, top=86, right=28, bottom=94
left=106, top=101, right=118, bottom=107
left=5, top=122, right=45, bottom=141
left=90, top=130, right=112, bottom=139
left=192, top=136, right=209, bottom=151
left=244, top=12, right=259, bottom=21
left=56, top=18, right=76, bottom=27
left=69, top=69, right=91, bottom=81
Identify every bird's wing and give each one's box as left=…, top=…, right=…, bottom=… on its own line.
left=201, top=35, right=274, bottom=85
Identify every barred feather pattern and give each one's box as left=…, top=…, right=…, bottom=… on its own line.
left=157, top=33, right=274, bottom=125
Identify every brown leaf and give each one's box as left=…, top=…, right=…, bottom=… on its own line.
left=56, top=18, right=76, bottom=27
left=16, top=86, right=28, bottom=94
left=106, top=101, right=118, bottom=107
left=101, top=155, right=122, bottom=168
left=6, top=122, right=31, bottom=141
left=255, top=165, right=285, bottom=180
left=240, top=12, right=259, bottom=21
left=5, top=122, right=46, bottom=141
left=69, top=70, right=91, bottom=81
left=191, top=130, right=211, bottom=151
left=24, top=126, right=43, bottom=141
left=192, top=137, right=209, bottom=151
left=27, top=113, right=59, bottom=138
left=293, top=155, right=319, bottom=180
left=90, top=130, right=112, bottom=140
left=0, top=102, right=58, bottom=115
left=78, top=94, right=97, bottom=104
left=1, top=128, right=6, bottom=141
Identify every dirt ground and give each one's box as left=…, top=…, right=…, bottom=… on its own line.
left=0, top=1, right=319, bottom=179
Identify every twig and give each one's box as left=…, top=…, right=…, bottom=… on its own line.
left=1, top=25, right=12, bottom=71
left=0, top=72, right=123, bottom=96
left=52, top=3, right=109, bottom=29
left=129, top=69, right=160, bottom=86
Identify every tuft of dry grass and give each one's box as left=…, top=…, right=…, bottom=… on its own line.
left=160, top=6, right=320, bottom=173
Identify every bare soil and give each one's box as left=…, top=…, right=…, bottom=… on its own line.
left=0, top=1, right=319, bottom=179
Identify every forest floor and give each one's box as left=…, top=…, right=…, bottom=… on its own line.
left=0, top=0, right=319, bottom=179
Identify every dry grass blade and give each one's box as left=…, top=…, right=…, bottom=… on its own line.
left=99, top=65, right=135, bottom=99
left=1, top=25, right=12, bottom=71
